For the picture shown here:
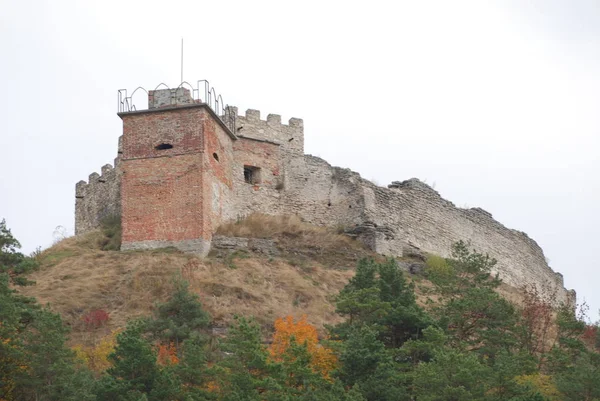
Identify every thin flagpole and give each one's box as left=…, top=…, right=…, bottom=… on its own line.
left=180, top=38, right=183, bottom=83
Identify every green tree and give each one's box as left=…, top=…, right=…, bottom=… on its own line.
left=174, top=339, right=215, bottom=400
left=215, top=316, right=272, bottom=401
left=0, top=220, right=94, bottom=401
left=97, top=320, right=181, bottom=401
left=337, top=326, right=409, bottom=401
left=331, top=258, right=433, bottom=400
left=413, top=347, right=491, bottom=401
left=0, top=218, right=38, bottom=286
left=426, top=242, right=518, bottom=358
left=553, top=352, right=600, bottom=401
left=333, top=258, right=431, bottom=348
left=145, top=276, right=211, bottom=349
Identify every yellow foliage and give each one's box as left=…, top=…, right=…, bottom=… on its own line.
left=426, top=255, right=449, bottom=271
left=269, top=315, right=337, bottom=380
left=72, top=331, right=118, bottom=373
left=515, top=374, right=562, bottom=401
left=425, top=255, right=454, bottom=280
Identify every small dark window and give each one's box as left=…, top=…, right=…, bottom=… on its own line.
left=155, top=143, right=173, bottom=150
left=213, top=153, right=219, bottom=161
left=244, top=166, right=261, bottom=184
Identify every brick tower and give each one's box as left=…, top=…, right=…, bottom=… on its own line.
left=118, top=88, right=236, bottom=255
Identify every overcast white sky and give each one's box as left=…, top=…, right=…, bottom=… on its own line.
left=1, top=0, right=598, bottom=317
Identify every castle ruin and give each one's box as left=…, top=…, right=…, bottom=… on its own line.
left=75, top=82, right=575, bottom=305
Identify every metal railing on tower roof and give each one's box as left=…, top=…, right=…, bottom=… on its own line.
left=117, top=80, right=236, bottom=132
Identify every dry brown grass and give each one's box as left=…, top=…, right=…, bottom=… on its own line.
left=216, top=214, right=374, bottom=269
left=19, top=227, right=360, bottom=346
left=19, top=216, right=544, bottom=348
left=21, top=233, right=188, bottom=345
left=216, top=214, right=325, bottom=238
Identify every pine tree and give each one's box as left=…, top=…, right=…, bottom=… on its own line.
left=145, top=276, right=211, bottom=350
left=0, top=218, right=38, bottom=286
left=0, top=220, right=94, bottom=401
left=216, top=316, right=271, bottom=401
left=97, top=320, right=181, bottom=401
left=337, top=326, right=409, bottom=401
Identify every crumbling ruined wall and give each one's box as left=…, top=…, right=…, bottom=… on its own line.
left=232, top=145, right=574, bottom=305
left=75, top=163, right=121, bottom=234
left=75, top=134, right=122, bottom=235
left=358, top=178, right=574, bottom=305
left=281, top=155, right=366, bottom=228
left=74, top=101, right=574, bottom=304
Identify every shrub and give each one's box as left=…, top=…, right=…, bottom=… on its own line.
left=99, top=215, right=121, bottom=251
left=82, top=309, right=110, bottom=329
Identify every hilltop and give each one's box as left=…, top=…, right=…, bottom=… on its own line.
left=76, top=86, right=572, bottom=309
left=19, top=214, right=527, bottom=347
left=8, top=214, right=595, bottom=401
left=19, top=215, right=374, bottom=344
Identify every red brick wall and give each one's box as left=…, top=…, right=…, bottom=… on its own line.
left=204, top=117, right=233, bottom=188
left=121, top=154, right=204, bottom=243
left=202, top=117, right=236, bottom=233
left=122, top=107, right=206, bottom=160
left=120, top=106, right=209, bottom=246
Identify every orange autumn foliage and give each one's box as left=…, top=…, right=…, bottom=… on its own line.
left=204, top=380, right=220, bottom=393
left=269, top=315, right=337, bottom=379
left=157, top=342, right=179, bottom=366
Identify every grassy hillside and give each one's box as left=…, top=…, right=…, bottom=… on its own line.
left=19, top=215, right=380, bottom=345
left=19, top=214, right=528, bottom=347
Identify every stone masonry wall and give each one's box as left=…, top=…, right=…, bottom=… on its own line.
left=75, top=162, right=121, bottom=235
left=75, top=99, right=573, bottom=304
left=231, top=137, right=286, bottom=218
left=149, top=88, right=195, bottom=109
left=265, top=153, right=573, bottom=304
left=359, top=179, right=573, bottom=304
left=281, top=155, right=366, bottom=228
left=226, top=107, right=304, bottom=154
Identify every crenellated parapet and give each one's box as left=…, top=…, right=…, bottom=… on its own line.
left=224, top=106, right=304, bottom=154
left=73, top=82, right=575, bottom=308
left=75, top=148, right=122, bottom=235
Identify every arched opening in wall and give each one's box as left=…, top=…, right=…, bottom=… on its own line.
left=155, top=143, right=173, bottom=150
left=244, top=166, right=261, bottom=184
left=213, top=153, right=219, bottom=161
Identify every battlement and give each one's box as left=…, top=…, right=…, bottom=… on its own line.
left=224, top=106, right=304, bottom=154
left=74, top=80, right=574, bottom=307
left=75, top=162, right=121, bottom=235
left=75, top=163, right=117, bottom=196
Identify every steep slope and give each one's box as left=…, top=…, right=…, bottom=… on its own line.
left=19, top=214, right=533, bottom=347
left=19, top=216, right=376, bottom=345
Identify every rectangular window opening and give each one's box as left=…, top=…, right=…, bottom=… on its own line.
left=244, top=166, right=261, bottom=184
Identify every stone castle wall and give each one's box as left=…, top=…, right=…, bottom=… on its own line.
left=75, top=100, right=574, bottom=305
left=75, top=161, right=121, bottom=235
left=362, top=179, right=573, bottom=304
left=226, top=107, right=304, bottom=154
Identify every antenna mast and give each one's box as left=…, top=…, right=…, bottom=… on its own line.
left=180, top=38, right=183, bottom=83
